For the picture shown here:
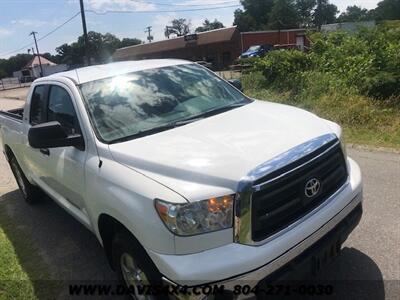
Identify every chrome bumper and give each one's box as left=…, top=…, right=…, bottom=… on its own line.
left=166, top=191, right=362, bottom=299
left=223, top=191, right=362, bottom=290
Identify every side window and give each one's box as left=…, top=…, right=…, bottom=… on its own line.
left=30, top=85, right=47, bottom=125
left=47, top=85, right=81, bottom=135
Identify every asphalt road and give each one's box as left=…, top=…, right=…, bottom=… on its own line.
left=0, top=97, right=399, bottom=299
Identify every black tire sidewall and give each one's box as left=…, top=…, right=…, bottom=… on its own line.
left=9, top=156, right=38, bottom=204
left=112, top=231, right=167, bottom=299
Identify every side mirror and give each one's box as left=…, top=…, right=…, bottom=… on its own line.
left=228, top=79, right=243, bottom=92
left=28, top=121, right=84, bottom=150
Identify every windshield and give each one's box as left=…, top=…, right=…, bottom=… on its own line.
left=79, top=64, right=249, bottom=143
left=248, top=46, right=261, bottom=51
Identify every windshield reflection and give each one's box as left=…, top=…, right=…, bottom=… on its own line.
left=80, top=64, right=248, bottom=143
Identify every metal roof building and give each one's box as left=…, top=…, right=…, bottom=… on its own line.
left=113, top=26, right=241, bottom=70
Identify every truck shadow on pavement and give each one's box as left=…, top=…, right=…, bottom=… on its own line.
left=0, top=189, right=386, bottom=300
left=0, top=189, right=118, bottom=299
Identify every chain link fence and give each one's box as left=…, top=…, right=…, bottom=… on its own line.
left=0, top=77, right=31, bottom=91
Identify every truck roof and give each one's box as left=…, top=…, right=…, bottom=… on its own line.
left=40, top=59, right=192, bottom=84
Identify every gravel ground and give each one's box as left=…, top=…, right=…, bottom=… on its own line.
left=0, top=97, right=399, bottom=299
left=0, top=86, right=30, bottom=100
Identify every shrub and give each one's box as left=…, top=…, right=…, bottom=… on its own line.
left=253, top=50, right=312, bottom=92
left=242, top=72, right=400, bottom=147
left=250, top=25, right=400, bottom=100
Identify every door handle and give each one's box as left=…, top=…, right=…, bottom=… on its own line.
left=40, top=148, right=50, bottom=156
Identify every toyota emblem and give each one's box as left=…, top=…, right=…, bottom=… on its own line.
left=304, top=178, right=321, bottom=198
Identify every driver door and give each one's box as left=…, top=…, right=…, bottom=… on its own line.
left=32, top=83, right=87, bottom=210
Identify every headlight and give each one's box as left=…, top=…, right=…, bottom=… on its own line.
left=155, top=195, right=234, bottom=236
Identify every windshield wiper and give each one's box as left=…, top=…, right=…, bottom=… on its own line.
left=109, top=118, right=204, bottom=144
left=109, top=102, right=247, bottom=144
left=189, top=102, right=247, bottom=119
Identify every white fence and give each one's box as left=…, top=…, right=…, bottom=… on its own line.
left=0, top=77, right=31, bottom=91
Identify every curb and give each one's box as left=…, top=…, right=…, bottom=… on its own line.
left=1, top=97, right=25, bottom=101
left=347, top=143, right=400, bottom=154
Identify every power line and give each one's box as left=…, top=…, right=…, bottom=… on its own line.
left=30, top=31, right=44, bottom=77
left=0, top=42, right=35, bottom=57
left=79, top=0, right=90, bottom=65
left=0, top=12, right=80, bottom=57
left=145, top=26, right=153, bottom=43
left=37, top=12, right=81, bottom=42
left=86, top=4, right=240, bottom=15
left=129, top=0, right=240, bottom=7
left=0, top=3, right=240, bottom=57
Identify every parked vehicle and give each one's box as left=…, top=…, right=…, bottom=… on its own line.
left=239, top=44, right=274, bottom=58
left=195, top=60, right=213, bottom=69
left=0, top=60, right=362, bottom=299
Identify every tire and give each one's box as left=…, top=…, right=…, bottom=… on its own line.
left=9, top=156, right=41, bottom=204
left=112, top=230, right=167, bottom=300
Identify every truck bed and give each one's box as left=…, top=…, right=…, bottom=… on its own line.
left=0, top=108, right=24, bottom=121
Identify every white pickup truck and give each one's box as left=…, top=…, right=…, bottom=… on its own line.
left=0, top=60, right=362, bottom=298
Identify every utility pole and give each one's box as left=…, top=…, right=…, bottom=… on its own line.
left=165, top=26, right=172, bottom=39
left=79, top=0, right=90, bottom=65
left=316, top=0, right=322, bottom=30
left=145, top=26, right=153, bottom=43
left=29, top=31, right=43, bottom=77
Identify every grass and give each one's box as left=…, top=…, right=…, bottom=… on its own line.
left=242, top=72, right=400, bottom=149
left=0, top=204, right=58, bottom=300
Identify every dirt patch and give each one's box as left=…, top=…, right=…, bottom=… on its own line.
left=0, top=87, right=29, bottom=101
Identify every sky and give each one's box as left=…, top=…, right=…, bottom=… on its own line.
left=0, top=0, right=381, bottom=59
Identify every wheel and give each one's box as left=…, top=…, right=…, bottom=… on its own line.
left=112, top=231, right=167, bottom=300
left=9, top=156, right=40, bottom=204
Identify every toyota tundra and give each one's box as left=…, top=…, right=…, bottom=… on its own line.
left=0, top=60, right=363, bottom=298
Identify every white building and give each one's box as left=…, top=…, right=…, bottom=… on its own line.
left=321, top=21, right=376, bottom=32
left=13, top=55, right=68, bottom=81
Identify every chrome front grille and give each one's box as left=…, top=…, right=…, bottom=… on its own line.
left=251, top=141, right=347, bottom=241
left=234, top=134, right=349, bottom=245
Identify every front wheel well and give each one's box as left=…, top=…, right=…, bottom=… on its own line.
left=98, top=214, right=137, bottom=270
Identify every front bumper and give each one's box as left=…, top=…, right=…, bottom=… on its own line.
left=149, top=157, right=362, bottom=288
left=219, top=193, right=362, bottom=290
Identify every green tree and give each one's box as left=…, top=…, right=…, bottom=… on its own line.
left=120, top=38, right=142, bottom=48
left=0, top=54, right=33, bottom=77
left=313, top=0, right=338, bottom=28
left=41, top=52, right=60, bottom=64
left=55, top=43, right=82, bottom=65
left=0, top=68, right=8, bottom=79
left=164, top=19, right=191, bottom=38
left=296, top=0, right=316, bottom=27
left=56, top=32, right=142, bottom=65
left=0, top=32, right=142, bottom=74
left=337, top=6, right=373, bottom=22
left=373, top=0, right=400, bottom=21
left=233, top=0, right=338, bottom=31
left=233, top=0, right=275, bottom=31
left=195, top=19, right=224, bottom=33
left=233, top=8, right=258, bottom=31
left=268, top=0, right=300, bottom=29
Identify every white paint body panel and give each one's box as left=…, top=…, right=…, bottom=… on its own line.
left=0, top=60, right=362, bottom=284
left=148, top=158, right=362, bottom=285
left=109, top=100, right=334, bottom=201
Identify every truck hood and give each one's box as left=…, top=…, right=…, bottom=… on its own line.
left=108, top=100, right=335, bottom=202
